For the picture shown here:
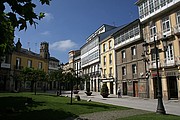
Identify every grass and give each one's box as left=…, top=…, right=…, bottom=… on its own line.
left=119, top=113, right=180, bottom=120
left=0, top=92, right=128, bottom=120
left=1, top=92, right=180, bottom=120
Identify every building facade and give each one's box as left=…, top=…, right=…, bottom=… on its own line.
left=48, top=57, right=60, bottom=90
left=81, top=24, right=116, bottom=92
left=10, top=39, right=49, bottom=91
left=0, top=54, right=11, bottom=91
left=100, top=27, right=123, bottom=94
left=136, top=0, right=180, bottom=100
left=113, top=19, right=148, bottom=98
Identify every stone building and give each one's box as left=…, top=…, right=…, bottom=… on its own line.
left=136, top=0, right=180, bottom=100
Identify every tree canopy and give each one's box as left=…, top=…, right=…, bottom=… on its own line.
left=0, top=0, right=51, bottom=61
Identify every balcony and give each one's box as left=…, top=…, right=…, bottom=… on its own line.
left=149, top=60, right=161, bottom=69
left=1, top=63, right=10, bottom=69
left=174, top=24, right=180, bottom=35
left=95, top=71, right=101, bottom=77
left=144, top=29, right=174, bottom=44
left=175, top=56, right=180, bottom=65
left=132, top=74, right=137, bottom=78
left=122, top=75, right=126, bottom=79
left=161, top=58, right=176, bottom=67
left=103, top=74, right=106, bottom=78
left=144, top=33, right=159, bottom=43
left=109, top=73, right=113, bottom=77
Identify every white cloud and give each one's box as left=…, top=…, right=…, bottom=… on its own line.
left=50, top=40, right=77, bottom=51
left=41, top=31, right=50, bottom=35
left=44, top=12, right=54, bottom=21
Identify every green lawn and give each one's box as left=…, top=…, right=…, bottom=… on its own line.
left=1, top=92, right=180, bottom=120
left=119, top=113, right=180, bottom=120
left=0, top=92, right=128, bottom=120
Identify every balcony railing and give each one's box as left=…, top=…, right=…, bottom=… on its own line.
left=175, top=56, right=180, bottom=65
left=149, top=60, right=161, bottom=69
left=132, top=74, right=137, bottom=78
left=103, top=74, right=106, bottom=78
left=174, top=24, right=180, bottom=35
left=122, top=75, right=126, bottom=79
left=144, top=29, right=174, bottom=43
left=109, top=73, right=113, bottom=77
left=161, top=58, right=176, bottom=67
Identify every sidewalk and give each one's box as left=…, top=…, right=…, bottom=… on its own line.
left=76, top=90, right=180, bottom=116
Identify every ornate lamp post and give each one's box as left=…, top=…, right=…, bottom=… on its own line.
left=143, top=22, right=166, bottom=114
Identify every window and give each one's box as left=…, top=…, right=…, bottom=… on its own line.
left=27, top=60, right=32, bottom=68
left=154, top=0, right=160, bottom=10
left=103, top=56, right=106, bottom=65
left=160, top=0, right=166, bottom=7
left=165, top=44, right=174, bottom=60
left=139, top=3, right=144, bottom=19
left=109, top=54, right=112, bottom=64
left=149, top=0, right=154, bottom=13
left=103, top=43, right=107, bottom=52
left=109, top=67, right=113, bottom=77
left=38, top=62, right=42, bottom=69
left=122, top=67, right=126, bottom=76
left=162, top=16, right=171, bottom=34
left=177, top=11, right=180, bottom=25
left=144, top=0, right=149, bottom=16
left=109, top=40, right=112, bottom=49
left=150, top=22, right=157, bottom=38
left=16, top=58, right=21, bottom=69
left=104, top=69, right=106, bottom=78
left=151, top=48, right=159, bottom=61
left=132, top=64, right=137, bottom=74
left=131, top=46, right=136, bottom=56
left=122, top=50, right=126, bottom=59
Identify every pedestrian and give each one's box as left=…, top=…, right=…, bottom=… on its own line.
left=117, top=87, right=122, bottom=98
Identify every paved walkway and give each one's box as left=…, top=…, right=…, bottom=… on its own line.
left=75, top=91, right=180, bottom=116
left=48, top=90, right=180, bottom=119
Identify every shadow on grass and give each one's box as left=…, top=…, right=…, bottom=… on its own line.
left=0, top=96, right=77, bottom=120
left=0, top=109, right=77, bottom=120
left=67, top=102, right=115, bottom=109
left=0, top=96, right=44, bottom=114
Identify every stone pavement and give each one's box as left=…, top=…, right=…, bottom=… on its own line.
left=75, top=90, right=180, bottom=116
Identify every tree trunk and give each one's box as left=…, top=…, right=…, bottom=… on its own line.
left=31, top=81, right=34, bottom=92
left=59, top=82, right=61, bottom=95
left=35, top=81, right=37, bottom=95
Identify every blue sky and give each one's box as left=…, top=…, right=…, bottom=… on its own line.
left=14, top=0, right=139, bottom=64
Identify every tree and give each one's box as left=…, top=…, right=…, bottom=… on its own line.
left=49, top=68, right=64, bottom=95
left=21, top=67, right=47, bottom=95
left=0, top=0, right=51, bottom=64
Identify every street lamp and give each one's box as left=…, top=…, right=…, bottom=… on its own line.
left=143, top=23, right=166, bottom=114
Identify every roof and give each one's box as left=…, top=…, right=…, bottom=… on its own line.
left=99, top=25, right=125, bottom=42
left=19, top=48, right=40, bottom=57
left=112, top=19, right=140, bottom=37
left=49, top=57, right=59, bottom=62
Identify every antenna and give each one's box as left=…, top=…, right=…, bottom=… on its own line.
left=28, top=41, right=30, bottom=51
left=35, top=43, right=37, bottom=52
left=112, top=22, right=116, bottom=27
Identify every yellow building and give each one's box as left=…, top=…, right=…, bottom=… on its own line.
left=100, top=27, right=122, bottom=94
left=10, top=39, right=49, bottom=91
left=136, top=0, right=180, bottom=100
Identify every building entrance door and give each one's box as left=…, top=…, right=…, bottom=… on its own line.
left=133, top=81, right=138, bottom=97
left=110, top=82, right=113, bottom=94
left=122, top=82, right=127, bottom=95
left=167, top=76, right=178, bottom=99
left=153, top=77, right=158, bottom=99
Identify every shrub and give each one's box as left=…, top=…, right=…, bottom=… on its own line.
left=100, top=84, right=109, bottom=96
